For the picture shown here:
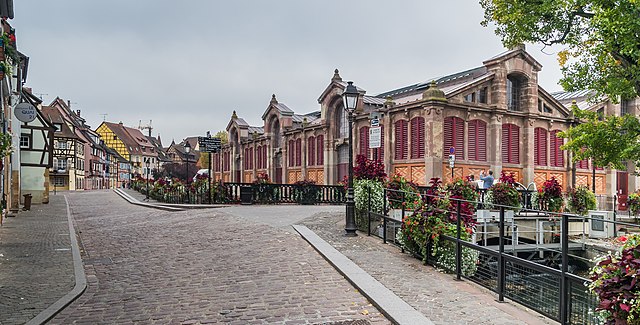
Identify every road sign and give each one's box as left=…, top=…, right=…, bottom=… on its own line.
left=449, top=147, right=455, bottom=155
left=369, top=126, right=381, bottom=148
left=198, top=137, right=221, bottom=153
left=370, top=118, right=379, bottom=127
left=449, top=154, right=455, bottom=168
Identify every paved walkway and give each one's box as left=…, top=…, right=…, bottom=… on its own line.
left=0, top=194, right=75, bottom=325
left=0, top=189, right=557, bottom=324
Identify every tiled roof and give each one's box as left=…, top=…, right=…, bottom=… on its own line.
left=376, top=66, right=487, bottom=98
left=363, top=96, right=386, bottom=105
left=235, top=118, right=249, bottom=127
left=275, top=103, right=293, bottom=114
left=41, top=106, right=80, bottom=140
left=103, top=122, right=141, bottom=155
left=551, top=90, right=594, bottom=101
left=248, top=126, right=264, bottom=134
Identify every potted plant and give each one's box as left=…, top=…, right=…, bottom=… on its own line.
left=627, top=191, right=640, bottom=218
left=0, top=132, right=11, bottom=170
left=385, top=174, right=421, bottom=220
left=353, top=154, right=387, bottom=230
left=565, top=186, right=597, bottom=216
left=477, top=172, right=520, bottom=222
left=532, top=177, right=564, bottom=212
left=445, top=178, right=479, bottom=227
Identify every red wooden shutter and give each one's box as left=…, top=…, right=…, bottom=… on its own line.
left=308, top=136, right=315, bottom=166
left=295, top=139, right=302, bottom=166
left=243, top=148, right=248, bottom=169
left=468, top=120, right=487, bottom=161
left=534, top=128, right=547, bottom=166
left=288, top=140, right=294, bottom=167
left=359, top=126, right=370, bottom=157
left=411, top=117, right=425, bottom=159
left=395, top=120, right=407, bottom=160
left=263, top=146, right=267, bottom=169
left=444, top=117, right=464, bottom=159
left=250, top=148, right=254, bottom=169
left=316, top=135, right=324, bottom=165
left=444, top=117, right=452, bottom=158
left=550, top=130, right=564, bottom=167
left=502, top=124, right=520, bottom=164
left=454, top=117, right=464, bottom=160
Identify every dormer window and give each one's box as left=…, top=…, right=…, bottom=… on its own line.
left=53, top=123, right=62, bottom=131
left=478, top=87, right=488, bottom=104
left=464, top=92, right=475, bottom=103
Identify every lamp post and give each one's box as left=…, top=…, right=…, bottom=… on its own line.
left=343, top=81, right=359, bottom=237
left=184, top=141, right=191, bottom=203
left=145, top=157, right=150, bottom=201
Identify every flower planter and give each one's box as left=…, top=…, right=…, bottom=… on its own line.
left=476, top=209, right=514, bottom=223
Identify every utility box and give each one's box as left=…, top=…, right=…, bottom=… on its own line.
left=588, top=210, right=615, bottom=239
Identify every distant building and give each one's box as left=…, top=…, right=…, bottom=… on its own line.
left=96, top=121, right=158, bottom=179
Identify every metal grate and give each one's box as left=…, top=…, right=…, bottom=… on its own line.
left=568, top=278, right=599, bottom=325
left=504, top=260, right=560, bottom=320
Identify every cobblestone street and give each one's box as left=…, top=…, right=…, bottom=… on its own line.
left=50, top=191, right=388, bottom=324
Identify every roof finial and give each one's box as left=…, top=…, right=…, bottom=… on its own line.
left=422, top=81, right=448, bottom=102
left=385, top=95, right=395, bottom=108
left=332, top=69, right=342, bottom=82
left=271, top=94, right=278, bottom=104
left=232, top=110, right=238, bottom=119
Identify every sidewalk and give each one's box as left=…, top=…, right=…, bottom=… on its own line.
left=0, top=194, right=76, bottom=325
left=299, top=213, right=557, bottom=325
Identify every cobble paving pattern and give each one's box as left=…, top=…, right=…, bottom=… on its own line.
left=301, top=212, right=557, bottom=325
left=52, top=191, right=389, bottom=324
left=0, top=195, right=75, bottom=325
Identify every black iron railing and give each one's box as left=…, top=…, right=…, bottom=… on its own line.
left=133, top=181, right=345, bottom=205
left=363, top=188, right=629, bottom=325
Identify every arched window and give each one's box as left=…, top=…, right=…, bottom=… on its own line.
left=256, top=145, right=262, bottom=169
left=262, top=146, right=267, bottom=168
left=308, top=136, right=316, bottom=166
left=410, top=117, right=425, bottom=159
left=550, top=130, right=564, bottom=167
left=394, top=120, right=408, bottom=160
left=359, top=126, right=370, bottom=158
left=444, top=116, right=464, bottom=159
left=316, top=135, right=324, bottom=165
left=468, top=119, right=486, bottom=161
left=271, top=117, right=281, bottom=148
left=502, top=124, right=520, bottom=164
left=336, top=106, right=348, bottom=138
left=534, top=128, right=547, bottom=166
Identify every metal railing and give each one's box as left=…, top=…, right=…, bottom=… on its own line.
left=365, top=188, right=640, bottom=325
left=132, top=181, right=346, bottom=205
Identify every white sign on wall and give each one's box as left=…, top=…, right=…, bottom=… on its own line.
left=369, top=126, right=381, bottom=148
left=14, top=103, right=37, bottom=123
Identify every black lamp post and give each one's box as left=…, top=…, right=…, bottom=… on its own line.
left=145, top=157, right=150, bottom=201
left=184, top=141, right=191, bottom=203
left=343, top=81, right=359, bottom=237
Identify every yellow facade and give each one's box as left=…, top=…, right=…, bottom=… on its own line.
left=96, top=124, right=131, bottom=160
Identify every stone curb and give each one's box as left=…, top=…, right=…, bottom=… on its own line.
left=26, top=196, right=87, bottom=325
left=113, top=189, right=186, bottom=211
left=292, top=225, right=434, bottom=325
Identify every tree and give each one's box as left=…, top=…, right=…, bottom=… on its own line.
left=480, top=0, right=640, bottom=100
left=559, top=105, right=640, bottom=170
left=214, top=130, right=228, bottom=144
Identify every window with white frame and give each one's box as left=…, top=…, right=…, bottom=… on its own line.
left=56, top=159, right=67, bottom=171
left=20, top=134, right=30, bottom=149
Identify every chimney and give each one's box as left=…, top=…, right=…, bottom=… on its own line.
left=76, top=110, right=81, bottom=117
left=119, top=121, right=123, bottom=126
left=67, top=100, right=71, bottom=108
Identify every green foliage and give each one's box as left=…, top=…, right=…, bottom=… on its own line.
left=589, top=234, right=640, bottom=324
left=565, top=186, right=597, bottom=216
left=484, top=173, right=521, bottom=210
left=214, top=131, right=228, bottom=144
left=0, top=132, right=12, bottom=158
left=559, top=106, right=640, bottom=170
left=628, top=191, right=640, bottom=216
left=386, top=174, right=421, bottom=210
left=354, top=179, right=384, bottom=214
left=480, top=0, right=640, bottom=99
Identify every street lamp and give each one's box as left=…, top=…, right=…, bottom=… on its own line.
left=184, top=141, right=191, bottom=203
left=343, top=81, right=359, bottom=237
left=145, top=157, right=150, bottom=201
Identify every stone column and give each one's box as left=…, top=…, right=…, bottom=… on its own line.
left=489, top=114, right=503, bottom=177
left=522, top=118, right=535, bottom=185
left=424, top=104, right=445, bottom=180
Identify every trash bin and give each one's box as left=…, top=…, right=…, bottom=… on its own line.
left=240, top=185, right=253, bottom=205
left=22, top=194, right=32, bottom=211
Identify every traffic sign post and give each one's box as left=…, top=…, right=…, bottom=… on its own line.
left=198, top=137, right=221, bottom=153
left=449, top=154, right=455, bottom=180
left=369, top=126, right=381, bottom=149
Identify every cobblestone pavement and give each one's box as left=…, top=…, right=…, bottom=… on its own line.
left=52, top=191, right=389, bottom=324
left=300, top=213, right=557, bottom=325
left=0, top=195, right=75, bottom=325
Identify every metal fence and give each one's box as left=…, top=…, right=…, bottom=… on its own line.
left=133, top=181, right=346, bottom=205
left=365, top=188, right=640, bottom=325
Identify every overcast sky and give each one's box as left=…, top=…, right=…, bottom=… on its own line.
left=12, top=0, right=565, bottom=145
